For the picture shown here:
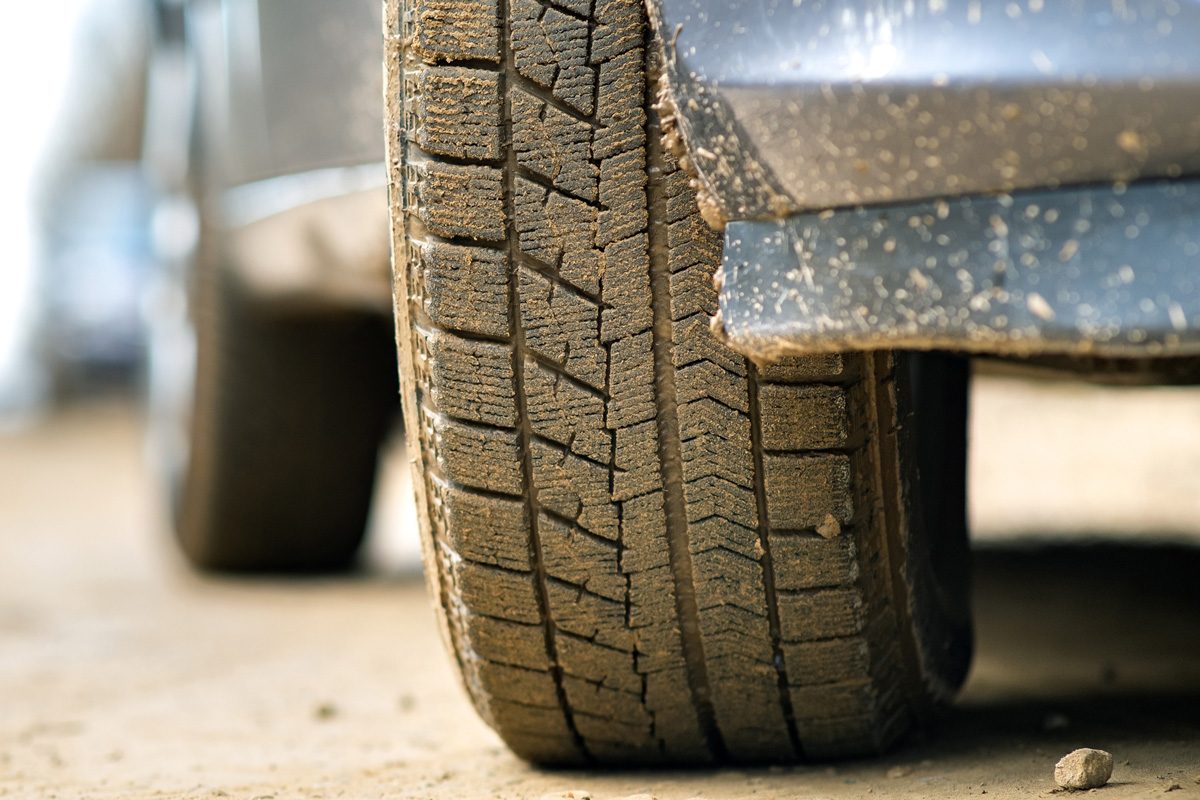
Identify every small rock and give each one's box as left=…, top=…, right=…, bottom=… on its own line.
left=538, top=792, right=591, bottom=800
left=1166, top=785, right=1182, bottom=793
left=887, top=766, right=913, bottom=779
left=313, top=703, right=337, bottom=721
left=1054, top=748, right=1113, bottom=790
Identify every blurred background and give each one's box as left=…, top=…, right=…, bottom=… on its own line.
left=1, top=1, right=1198, bottom=797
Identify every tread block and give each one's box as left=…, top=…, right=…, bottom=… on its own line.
left=592, top=0, right=642, bottom=59
left=593, top=47, right=645, bottom=161
left=619, top=491, right=669, bottom=574
left=408, top=0, right=500, bottom=64
left=413, top=162, right=505, bottom=241
left=510, top=0, right=597, bottom=116
left=416, top=241, right=509, bottom=338
left=598, top=149, right=648, bottom=247
left=525, top=358, right=609, bottom=462
left=675, top=361, right=749, bottom=412
left=626, top=564, right=678, bottom=633
left=607, top=330, right=656, bottom=429
left=518, top=267, right=607, bottom=389
left=514, top=178, right=600, bottom=294
left=531, top=441, right=619, bottom=540
left=760, top=354, right=847, bottom=383
left=794, top=713, right=885, bottom=759
left=662, top=164, right=698, bottom=223
left=641, top=667, right=710, bottom=762
left=439, top=485, right=530, bottom=570
left=771, top=533, right=858, bottom=591
left=562, top=676, right=651, bottom=728
left=486, top=698, right=575, bottom=739
left=672, top=313, right=746, bottom=375
left=687, top=517, right=759, bottom=561
left=691, top=547, right=770, bottom=616
left=546, top=580, right=633, bottom=649
left=763, top=453, right=853, bottom=530
left=681, top=475, right=757, bottom=528
left=778, top=588, right=866, bottom=642
left=666, top=214, right=722, bottom=274
left=427, top=413, right=524, bottom=494
left=573, top=709, right=655, bottom=747
left=423, top=331, right=516, bottom=426
left=781, top=638, right=871, bottom=687
left=459, top=612, right=549, bottom=669
left=600, top=234, right=653, bottom=342
left=669, top=264, right=718, bottom=320
left=551, top=0, right=591, bottom=15
left=414, top=67, right=502, bottom=159
left=556, top=633, right=641, bottom=693
left=759, top=384, right=850, bottom=451
left=453, top=560, right=541, bottom=623
left=613, top=419, right=660, bottom=501
left=706, top=655, right=792, bottom=762
left=513, top=91, right=598, bottom=201
left=539, top=514, right=625, bottom=601
left=475, top=661, right=561, bottom=708
left=791, top=679, right=876, bottom=720
left=679, top=401, right=754, bottom=489
left=470, top=662, right=559, bottom=710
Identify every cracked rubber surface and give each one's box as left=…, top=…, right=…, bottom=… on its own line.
left=387, top=0, right=972, bottom=764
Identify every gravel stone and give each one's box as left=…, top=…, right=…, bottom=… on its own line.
left=1054, top=748, right=1114, bottom=790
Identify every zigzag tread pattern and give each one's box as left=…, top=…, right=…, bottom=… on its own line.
left=391, top=0, right=920, bottom=764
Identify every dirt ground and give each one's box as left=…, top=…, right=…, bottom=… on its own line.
left=2, top=376, right=1200, bottom=799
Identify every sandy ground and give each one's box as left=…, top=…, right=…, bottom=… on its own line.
left=2, top=376, right=1200, bottom=799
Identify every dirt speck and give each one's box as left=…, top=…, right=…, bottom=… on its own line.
left=1026, top=292, right=1056, bottom=322
left=1116, top=130, right=1147, bottom=157
left=817, top=513, right=843, bottom=539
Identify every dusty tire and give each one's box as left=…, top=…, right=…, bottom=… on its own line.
left=174, top=262, right=397, bottom=572
left=388, top=0, right=971, bottom=763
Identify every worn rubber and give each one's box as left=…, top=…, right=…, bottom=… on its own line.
left=176, top=261, right=397, bottom=572
left=387, top=0, right=971, bottom=764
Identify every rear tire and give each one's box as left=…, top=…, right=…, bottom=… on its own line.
left=174, top=262, right=397, bottom=572
left=388, top=0, right=971, bottom=763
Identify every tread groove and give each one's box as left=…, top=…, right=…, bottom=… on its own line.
left=747, top=361, right=804, bottom=758
left=645, top=43, right=726, bottom=763
left=501, top=0, right=592, bottom=761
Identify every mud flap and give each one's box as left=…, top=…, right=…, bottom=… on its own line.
left=719, top=180, right=1200, bottom=360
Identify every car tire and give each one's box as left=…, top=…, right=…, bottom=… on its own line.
left=388, top=0, right=971, bottom=763
left=172, top=259, right=398, bottom=572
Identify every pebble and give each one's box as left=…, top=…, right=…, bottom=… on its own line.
left=1054, top=748, right=1113, bottom=790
